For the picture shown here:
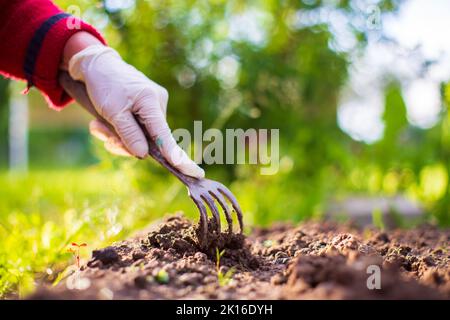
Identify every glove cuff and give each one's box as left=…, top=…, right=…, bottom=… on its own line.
left=68, top=45, right=121, bottom=82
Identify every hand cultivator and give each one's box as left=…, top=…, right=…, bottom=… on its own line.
left=59, top=72, right=244, bottom=245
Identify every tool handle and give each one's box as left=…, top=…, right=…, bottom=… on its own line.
left=58, top=71, right=197, bottom=185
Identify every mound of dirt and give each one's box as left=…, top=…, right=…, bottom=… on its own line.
left=32, top=214, right=449, bottom=300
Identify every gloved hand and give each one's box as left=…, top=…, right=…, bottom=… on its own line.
left=68, top=45, right=204, bottom=179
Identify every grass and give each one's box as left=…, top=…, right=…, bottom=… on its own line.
left=0, top=162, right=252, bottom=298
left=0, top=168, right=161, bottom=298
left=215, top=248, right=235, bottom=286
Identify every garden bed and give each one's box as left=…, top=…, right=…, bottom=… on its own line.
left=33, top=214, right=449, bottom=299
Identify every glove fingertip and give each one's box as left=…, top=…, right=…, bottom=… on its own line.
left=89, top=119, right=113, bottom=142
left=128, top=141, right=149, bottom=159
left=194, top=166, right=205, bottom=179
left=104, top=139, right=133, bottom=157
left=180, top=163, right=205, bottom=179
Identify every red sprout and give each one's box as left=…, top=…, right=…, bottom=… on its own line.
left=68, top=242, right=87, bottom=269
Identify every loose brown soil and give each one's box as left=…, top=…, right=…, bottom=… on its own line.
left=33, top=214, right=449, bottom=300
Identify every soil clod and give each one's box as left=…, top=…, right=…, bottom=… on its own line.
left=91, top=247, right=119, bottom=266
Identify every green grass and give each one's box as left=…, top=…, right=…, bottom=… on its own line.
left=0, top=169, right=164, bottom=298
left=0, top=165, right=257, bottom=298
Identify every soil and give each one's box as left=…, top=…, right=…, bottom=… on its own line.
left=32, top=214, right=450, bottom=300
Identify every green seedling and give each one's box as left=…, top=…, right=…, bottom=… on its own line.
left=215, top=248, right=235, bottom=287
left=155, top=269, right=169, bottom=284
left=68, top=242, right=87, bottom=269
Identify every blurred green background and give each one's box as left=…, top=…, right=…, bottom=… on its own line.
left=1, top=0, right=449, bottom=297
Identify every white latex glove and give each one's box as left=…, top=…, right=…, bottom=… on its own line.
left=68, top=45, right=204, bottom=179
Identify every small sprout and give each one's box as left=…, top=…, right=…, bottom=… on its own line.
left=218, top=267, right=236, bottom=287
left=68, top=242, right=87, bottom=269
left=215, top=248, right=235, bottom=287
left=72, top=242, right=87, bottom=247
left=155, top=269, right=169, bottom=284
left=215, top=248, right=224, bottom=270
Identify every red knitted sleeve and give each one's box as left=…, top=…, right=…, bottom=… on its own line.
left=0, top=0, right=106, bottom=109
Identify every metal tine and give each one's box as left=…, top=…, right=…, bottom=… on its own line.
left=218, top=186, right=244, bottom=233
left=201, top=194, right=221, bottom=233
left=209, top=190, right=233, bottom=233
left=191, top=196, right=208, bottom=245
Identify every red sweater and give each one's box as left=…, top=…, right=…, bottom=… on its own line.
left=0, top=0, right=105, bottom=109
